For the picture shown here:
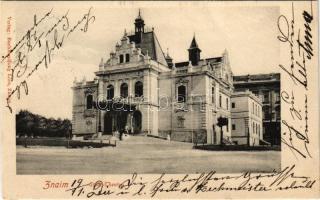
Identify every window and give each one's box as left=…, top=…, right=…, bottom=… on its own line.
left=252, top=102, right=254, bottom=114
left=252, top=90, right=259, bottom=97
left=125, top=53, right=130, bottom=62
left=275, top=91, right=280, bottom=103
left=255, top=104, right=258, bottom=116
left=120, top=83, right=128, bottom=98
left=232, top=102, right=235, bottom=108
left=263, top=105, right=270, bottom=119
left=252, top=122, right=255, bottom=133
left=232, top=124, right=236, bottom=130
left=107, top=85, right=114, bottom=100
left=263, top=91, right=269, bottom=103
left=226, top=121, right=229, bottom=132
left=219, top=95, right=222, bottom=107
left=135, top=81, right=143, bottom=97
left=226, top=98, right=229, bottom=110
left=211, top=87, right=215, bottom=103
left=275, top=105, right=281, bottom=120
left=177, top=85, right=186, bottom=103
left=119, top=55, right=124, bottom=63
left=86, top=94, right=93, bottom=109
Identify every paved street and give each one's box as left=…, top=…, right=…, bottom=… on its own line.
left=16, top=135, right=280, bottom=174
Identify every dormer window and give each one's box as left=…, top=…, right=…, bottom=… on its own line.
left=119, top=55, right=124, bottom=63
left=125, top=54, right=130, bottom=62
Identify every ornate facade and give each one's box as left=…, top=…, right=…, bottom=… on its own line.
left=72, top=11, right=264, bottom=145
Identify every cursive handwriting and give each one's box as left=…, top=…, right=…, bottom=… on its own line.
left=277, top=2, right=313, bottom=159
left=2, top=7, right=95, bottom=113
left=277, top=3, right=310, bottom=90
left=65, top=166, right=316, bottom=198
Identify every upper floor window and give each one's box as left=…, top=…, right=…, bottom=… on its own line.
left=177, top=85, right=186, bottom=103
left=125, top=54, right=130, bottom=62
left=107, top=85, right=114, bottom=100
left=211, top=87, right=215, bottom=103
left=120, top=83, right=128, bottom=98
left=263, top=91, right=269, bottom=103
left=252, top=90, right=259, bottom=97
left=86, top=94, right=93, bottom=109
left=252, top=102, right=254, bottom=114
left=219, top=95, right=222, bottom=107
left=226, top=98, right=229, bottom=110
left=119, top=55, right=124, bottom=63
left=275, top=105, right=281, bottom=120
left=263, top=105, right=271, bottom=119
left=135, top=81, right=143, bottom=97
left=232, top=102, right=235, bottom=108
left=275, top=91, right=280, bottom=103
left=255, top=104, right=258, bottom=116
left=252, top=122, right=255, bottom=133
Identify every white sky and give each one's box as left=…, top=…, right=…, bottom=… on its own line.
left=4, top=2, right=280, bottom=119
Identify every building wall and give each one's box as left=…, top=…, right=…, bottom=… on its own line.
left=72, top=82, right=98, bottom=136
left=233, top=73, right=280, bottom=145
left=231, top=92, right=263, bottom=146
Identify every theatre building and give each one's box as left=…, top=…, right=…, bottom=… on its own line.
left=72, top=11, right=237, bottom=144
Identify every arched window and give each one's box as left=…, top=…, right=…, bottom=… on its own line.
left=120, top=83, right=128, bottom=98
left=86, top=94, right=93, bottom=109
left=177, top=85, right=186, bottom=103
left=135, top=81, right=143, bottom=97
left=107, top=85, right=114, bottom=100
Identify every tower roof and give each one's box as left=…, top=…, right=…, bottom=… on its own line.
left=128, top=31, right=167, bottom=66
left=189, top=35, right=200, bottom=49
left=135, top=9, right=144, bottom=22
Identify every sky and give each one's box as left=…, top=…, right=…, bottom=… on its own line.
left=3, top=2, right=280, bottom=119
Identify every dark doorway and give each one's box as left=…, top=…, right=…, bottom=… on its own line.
left=132, top=111, right=142, bottom=134
left=104, top=112, right=113, bottom=134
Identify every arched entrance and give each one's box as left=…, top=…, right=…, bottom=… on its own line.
left=132, top=111, right=142, bottom=134
left=104, top=112, right=113, bottom=134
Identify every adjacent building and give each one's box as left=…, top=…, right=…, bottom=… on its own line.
left=233, top=74, right=281, bottom=145
left=231, top=91, right=263, bottom=146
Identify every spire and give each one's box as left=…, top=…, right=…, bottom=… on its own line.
left=165, top=48, right=172, bottom=59
left=188, top=35, right=201, bottom=66
left=165, top=48, right=173, bottom=68
left=124, top=28, right=127, bottom=36
left=189, top=35, right=200, bottom=49
left=135, top=9, right=145, bottom=43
